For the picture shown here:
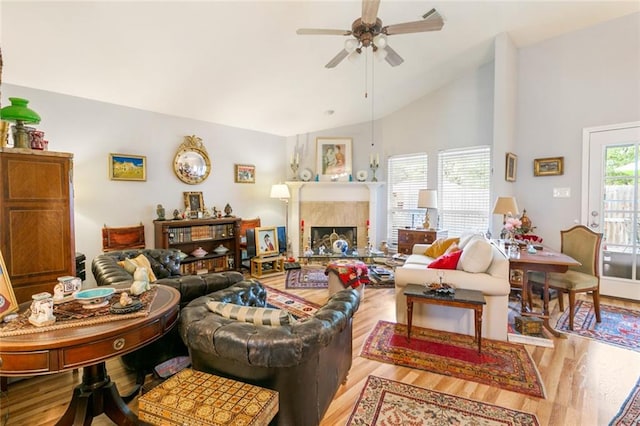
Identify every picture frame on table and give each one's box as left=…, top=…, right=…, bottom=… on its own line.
left=316, top=137, right=352, bottom=181
left=184, top=191, right=204, bottom=218
left=505, top=152, right=517, bottom=182
left=255, top=226, right=279, bottom=257
left=0, top=250, right=19, bottom=320
left=108, top=153, right=147, bottom=181
left=235, top=164, right=256, bottom=184
left=534, top=156, right=564, bottom=176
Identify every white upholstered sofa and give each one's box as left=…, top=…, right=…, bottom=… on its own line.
left=395, top=235, right=510, bottom=341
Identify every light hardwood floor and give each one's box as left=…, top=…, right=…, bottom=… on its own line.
left=2, top=273, right=639, bottom=426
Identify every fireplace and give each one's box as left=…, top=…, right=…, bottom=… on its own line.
left=310, top=226, right=357, bottom=252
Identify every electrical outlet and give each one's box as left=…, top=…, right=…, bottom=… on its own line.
left=553, top=187, right=571, bottom=198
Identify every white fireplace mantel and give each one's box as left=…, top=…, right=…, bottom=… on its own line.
left=285, top=181, right=385, bottom=256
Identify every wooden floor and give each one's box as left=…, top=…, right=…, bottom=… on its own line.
left=2, top=273, right=639, bottom=426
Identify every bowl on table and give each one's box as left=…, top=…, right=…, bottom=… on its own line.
left=73, top=287, right=115, bottom=309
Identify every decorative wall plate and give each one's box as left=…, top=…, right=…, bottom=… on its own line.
left=299, top=168, right=313, bottom=182
left=356, top=170, right=368, bottom=182
left=173, top=135, right=211, bottom=184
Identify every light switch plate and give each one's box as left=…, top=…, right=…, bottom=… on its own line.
left=553, top=187, right=571, bottom=198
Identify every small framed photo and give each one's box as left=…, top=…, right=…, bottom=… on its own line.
left=109, top=153, right=146, bottom=181
left=255, top=226, right=279, bottom=257
left=505, top=152, right=517, bottom=182
left=235, top=164, right=256, bottom=184
left=316, top=137, right=352, bottom=181
left=184, top=191, right=204, bottom=216
left=0, top=250, right=19, bottom=320
left=534, top=157, right=564, bottom=176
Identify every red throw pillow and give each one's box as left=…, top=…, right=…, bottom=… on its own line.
left=427, top=250, right=463, bottom=270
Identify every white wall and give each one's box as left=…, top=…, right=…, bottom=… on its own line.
left=3, top=84, right=286, bottom=285
left=515, top=12, right=640, bottom=249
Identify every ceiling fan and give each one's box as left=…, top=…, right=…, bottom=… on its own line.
left=296, top=0, right=444, bottom=68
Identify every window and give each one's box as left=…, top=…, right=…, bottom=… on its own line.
left=438, top=146, right=491, bottom=236
left=387, top=153, right=428, bottom=246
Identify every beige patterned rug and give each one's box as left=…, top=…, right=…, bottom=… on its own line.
left=347, top=375, right=540, bottom=426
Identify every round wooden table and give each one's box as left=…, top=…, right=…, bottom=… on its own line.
left=0, top=284, right=180, bottom=425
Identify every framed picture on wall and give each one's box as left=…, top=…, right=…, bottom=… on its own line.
left=0, top=250, right=19, bottom=320
left=505, top=152, right=517, bottom=182
left=235, top=164, right=256, bottom=183
left=183, top=191, right=204, bottom=217
left=255, top=226, right=279, bottom=257
left=534, top=156, right=564, bottom=176
left=316, top=137, right=352, bottom=181
left=108, top=153, right=147, bottom=181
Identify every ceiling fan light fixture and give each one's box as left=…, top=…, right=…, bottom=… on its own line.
left=374, top=47, right=388, bottom=61
left=344, top=38, right=359, bottom=53
left=373, top=33, right=387, bottom=49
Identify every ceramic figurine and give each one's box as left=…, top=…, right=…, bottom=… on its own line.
left=212, top=206, right=219, bottom=218
left=130, top=267, right=151, bottom=296
left=29, top=292, right=56, bottom=327
left=156, top=204, right=166, bottom=220
left=173, top=209, right=181, bottom=220
left=53, top=283, right=65, bottom=302
left=119, top=292, right=133, bottom=307
left=224, top=203, right=233, bottom=217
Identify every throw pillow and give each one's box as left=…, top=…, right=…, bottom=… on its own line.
left=117, top=254, right=158, bottom=282
left=206, top=301, right=296, bottom=326
left=424, top=237, right=460, bottom=258
left=458, top=239, right=493, bottom=273
left=458, top=232, right=484, bottom=249
left=427, top=250, right=463, bottom=270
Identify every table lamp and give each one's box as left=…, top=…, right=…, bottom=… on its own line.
left=0, top=98, right=41, bottom=149
left=492, top=196, right=519, bottom=238
left=417, top=189, right=438, bottom=230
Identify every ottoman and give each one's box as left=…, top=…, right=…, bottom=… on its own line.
left=325, top=259, right=369, bottom=301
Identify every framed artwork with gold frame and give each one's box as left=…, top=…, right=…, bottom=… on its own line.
left=109, top=153, right=147, bottom=181
left=183, top=191, right=204, bottom=218
left=505, top=152, right=517, bottom=182
left=234, top=164, right=256, bottom=183
left=0, top=250, right=19, bottom=320
left=534, top=157, right=564, bottom=176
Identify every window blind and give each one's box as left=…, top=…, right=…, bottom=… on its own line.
left=387, top=153, right=428, bottom=246
left=438, top=146, right=491, bottom=236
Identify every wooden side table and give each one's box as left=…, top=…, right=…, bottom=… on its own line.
left=403, top=284, right=486, bottom=354
left=397, top=229, right=448, bottom=254
left=250, top=256, right=285, bottom=278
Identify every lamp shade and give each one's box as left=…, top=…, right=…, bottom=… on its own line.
left=492, top=196, right=519, bottom=216
left=0, top=98, right=40, bottom=124
left=417, top=189, right=438, bottom=209
left=270, top=184, right=290, bottom=199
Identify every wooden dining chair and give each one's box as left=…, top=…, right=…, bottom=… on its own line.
left=530, top=225, right=603, bottom=330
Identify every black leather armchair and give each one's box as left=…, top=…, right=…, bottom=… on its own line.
left=91, top=248, right=245, bottom=375
left=179, top=280, right=360, bottom=426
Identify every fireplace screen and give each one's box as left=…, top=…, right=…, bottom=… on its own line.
left=310, top=226, right=357, bottom=252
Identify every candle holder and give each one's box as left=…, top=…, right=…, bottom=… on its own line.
left=370, top=162, right=379, bottom=182
left=290, top=160, right=299, bottom=180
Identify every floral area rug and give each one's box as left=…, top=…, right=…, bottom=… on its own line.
left=361, top=320, right=546, bottom=398
left=347, top=375, right=540, bottom=426
left=610, top=376, right=640, bottom=425
left=263, top=284, right=320, bottom=319
left=555, top=300, right=640, bottom=352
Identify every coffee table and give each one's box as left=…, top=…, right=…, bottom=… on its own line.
left=403, top=284, right=486, bottom=354
left=0, top=284, right=180, bottom=425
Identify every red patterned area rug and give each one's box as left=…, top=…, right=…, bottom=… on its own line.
left=263, top=284, right=320, bottom=319
left=347, top=375, right=540, bottom=426
left=610, top=376, right=640, bottom=425
left=556, top=300, right=640, bottom=352
left=361, top=320, right=546, bottom=398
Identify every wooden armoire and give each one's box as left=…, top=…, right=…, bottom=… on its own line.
left=0, top=148, right=75, bottom=303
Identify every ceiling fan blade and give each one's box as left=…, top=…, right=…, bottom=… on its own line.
left=325, top=49, right=350, bottom=69
left=361, top=0, right=381, bottom=25
left=297, top=28, right=352, bottom=36
left=383, top=45, right=404, bottom=67
left=383, top=9, right=444, bottom=35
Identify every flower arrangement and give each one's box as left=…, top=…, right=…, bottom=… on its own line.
left=504, top=215, right=523, bottom=235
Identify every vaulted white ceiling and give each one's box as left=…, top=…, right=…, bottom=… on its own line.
left=2, top=1, right=638, bottom=136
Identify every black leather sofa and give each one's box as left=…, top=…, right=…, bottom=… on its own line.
left=179, top=279, right=360, bottom=426
left=91, top=248, right=245, bottom=374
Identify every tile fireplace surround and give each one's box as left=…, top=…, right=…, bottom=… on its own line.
left=286, top=181, right=385, bottom=257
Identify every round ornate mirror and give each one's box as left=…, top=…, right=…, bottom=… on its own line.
left=173, top=135, right=211, bottom=184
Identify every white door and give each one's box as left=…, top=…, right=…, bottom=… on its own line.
left=584, top=121, right=640, bottom=300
